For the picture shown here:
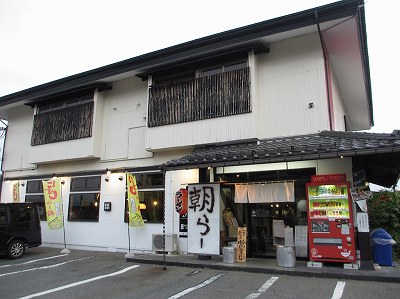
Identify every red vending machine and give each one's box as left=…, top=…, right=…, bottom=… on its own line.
left=306, top=174, right=356, bottom=263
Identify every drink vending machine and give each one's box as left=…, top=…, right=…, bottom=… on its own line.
left=306, top=174, right=356, bottom=263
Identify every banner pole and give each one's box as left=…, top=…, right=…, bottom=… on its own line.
left=60, top=215, right=69, bottom=254
left=125, top=213, right=135, bottom=258
left=163, top=170, right=166, bottom=270
left=124, top=172, right=135, bottom=258
left=62, top=218, right=67, bottom=249
left=128, top=223, right=131, bottom=252
left=60, top=179, right=70, bottom=254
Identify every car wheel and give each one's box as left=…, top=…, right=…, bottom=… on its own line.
left=7, top=240, right=26, bottom=259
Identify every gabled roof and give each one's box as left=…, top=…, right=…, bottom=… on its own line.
left=163, top=130, right=400, bottom=187
left=0, top=0, right=371, bottom=129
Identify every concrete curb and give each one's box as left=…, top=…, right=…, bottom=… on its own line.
left=126, top=257, right=400, bottom=283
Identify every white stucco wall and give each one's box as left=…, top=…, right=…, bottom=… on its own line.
left=3, top=106, right=36, bottom=172
left=0, top=169, right=199, bottom=253
left=256, top=33, right=329, bottom=137
left=101, top=77, right=149, bottom=161
left=330, top=63, right=348, bottom=131
left=1, top=173, right=165, bottom=253
left=146, top=33, right=331, bottom=151
left=316, top=158, right=353, bottom=185
left=164, top=169, right=199, bottom=253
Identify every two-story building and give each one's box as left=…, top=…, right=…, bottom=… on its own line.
left=0, top=0, right=399, bottom=260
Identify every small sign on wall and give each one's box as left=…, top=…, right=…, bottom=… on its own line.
left=175, top=189, right=188, bottom=238
left=356, top=212, right=370, bottom=232
left=104, top=202, right=112, bottom=211
left=295, top=225, right=308, bottom=257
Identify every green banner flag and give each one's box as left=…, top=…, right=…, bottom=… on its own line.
left=12, top=182, right=20, bottom=203
left=126, top=173, right=144, bottom=227
left=42, top=178, right=63, bottom=230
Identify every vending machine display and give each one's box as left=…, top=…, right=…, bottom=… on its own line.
left=306, top=176, right=356, bottom=263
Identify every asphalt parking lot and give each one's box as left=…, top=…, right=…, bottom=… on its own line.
left=0, top=247, right=133, bottom=298
left=1, top=246, right=400, bottom=299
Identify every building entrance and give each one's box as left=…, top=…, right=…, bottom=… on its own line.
left=218, top=168, right=314, bottom=258
left=248, top=203, right=296, bottom=257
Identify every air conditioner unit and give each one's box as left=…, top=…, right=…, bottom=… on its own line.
left=152, top=234, right=177, bottom=252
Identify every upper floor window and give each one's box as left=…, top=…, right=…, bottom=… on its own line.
left=200, top=61, right=247, bottom=77
left=38, top=96, right=93, bottom=114
left=31, top=90, right=94, bottom=146
left=148, top=60, right=251, bottom=127
left=152, top=71, right=195, bottom=86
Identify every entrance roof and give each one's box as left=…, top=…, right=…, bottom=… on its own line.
left=163, top=130, right=400, bottom=188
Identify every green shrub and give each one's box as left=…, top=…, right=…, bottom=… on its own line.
left=367, top=191, right=400, bottom=259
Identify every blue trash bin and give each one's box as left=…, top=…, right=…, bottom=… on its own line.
left=370, top=228, right=396, bottom=266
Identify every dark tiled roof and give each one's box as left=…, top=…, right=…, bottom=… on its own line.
left=164, top=130, right=400, bottom=169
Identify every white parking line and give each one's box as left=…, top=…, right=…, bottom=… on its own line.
left=245, top=276, right=279, bottom=299
left=331, top=281, right=346, bottom=299
left=0, top=256, right=93, bottom=277
left=168, top=272, right=226, bottom=299
left=18, top=265, right=140, bottom=299
left=0, top=254, right=69, bottom=269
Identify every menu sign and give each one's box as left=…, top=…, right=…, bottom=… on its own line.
left=311, top=221, right=330, bottom=233
left=236, top=227, right=247, bottom=263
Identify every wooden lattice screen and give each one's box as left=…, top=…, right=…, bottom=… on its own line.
left=31, top=102, right=94, bottom=146
left=148, top=67, right=251, bottom=127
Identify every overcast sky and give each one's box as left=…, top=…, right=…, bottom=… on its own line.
left=0, top=0, right=398, bottom=133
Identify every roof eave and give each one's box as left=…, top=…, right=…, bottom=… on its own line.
left=357, top=4, right=374, bottom=127
left=164, top=147, right=400, bottom=171
left=0, top=0, right=362, bottom=107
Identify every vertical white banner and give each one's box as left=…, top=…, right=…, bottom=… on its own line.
left=188, top=183, right=220, bottom=255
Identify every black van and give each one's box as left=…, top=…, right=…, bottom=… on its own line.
left=0, top=202, right=42, bottom=259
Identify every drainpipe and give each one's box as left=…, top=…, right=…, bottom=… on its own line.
left=315, top=11, right=334, bottom=131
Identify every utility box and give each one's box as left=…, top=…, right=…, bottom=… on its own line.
left=152, top=234, right=177, bottom=252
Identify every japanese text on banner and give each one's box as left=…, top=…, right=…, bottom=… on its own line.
left=12, top=182, right=20, bottom=203
left=42, top=178, right=63, bottom=230
left=175, top=189, right=188, bottom=237
left=187, top=184, right=220, bottom=255
left=126, top=173, right=144, bottom=227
